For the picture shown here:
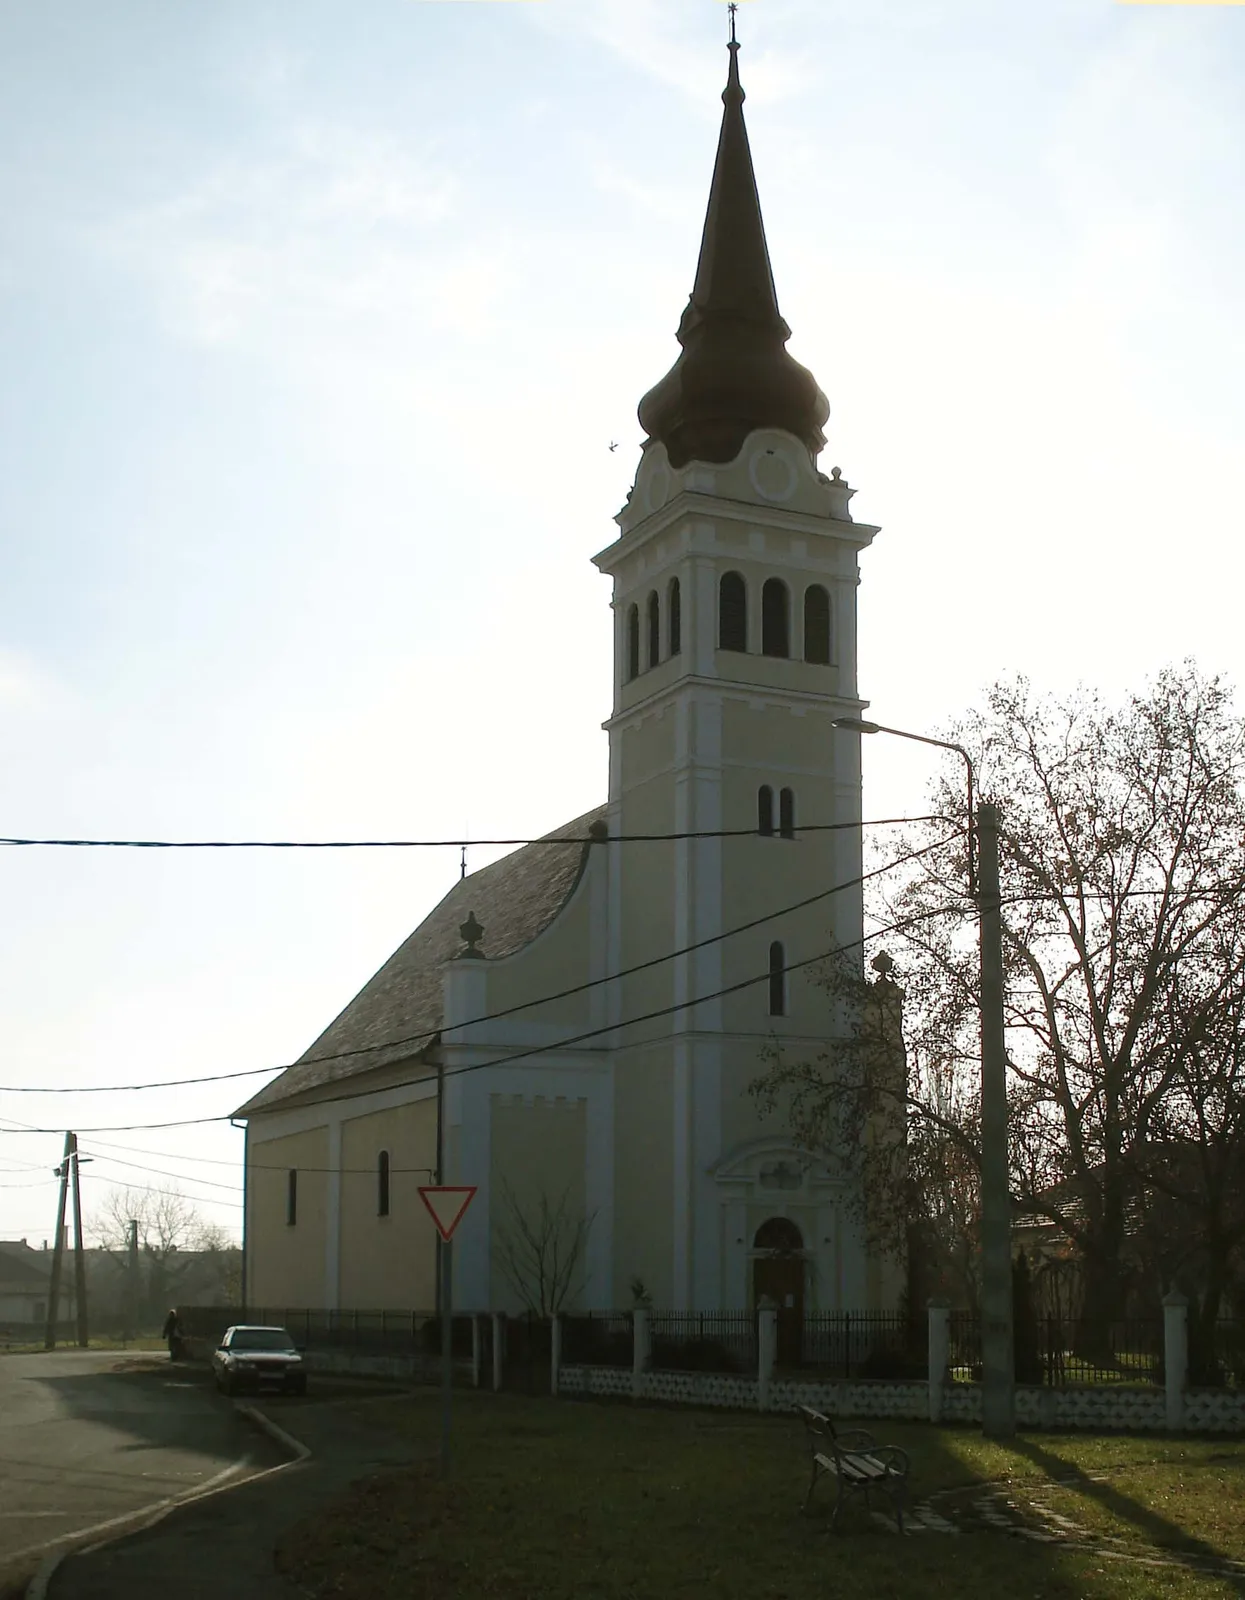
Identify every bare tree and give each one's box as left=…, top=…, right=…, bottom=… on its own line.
left=91, top=1186, right=230, bottom=1324
left=492, top=1177, right=597, bottom=1317
left=751, top=665, right=1245, bottom=1340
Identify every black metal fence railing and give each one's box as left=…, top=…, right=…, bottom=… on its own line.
left=648, top=1311, right=757, bottom=1375
left=1197, top=1320, right=1245, bottom=1389
left=948, top=1314, right=1165, bottom=1387
left=560, top=1312, right=633, bottom=1368
left=173, top=1303, right=1237, bottom=1390
left=1035, top=1319, right=1163, bottom=1387
left=948, top=1310, right=981, bottom=1381
left=798, top=1312, right=927, bottom=1380
left=503, top=1310, right=553, bottom=1393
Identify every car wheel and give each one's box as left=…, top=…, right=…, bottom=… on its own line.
left=220, top=1373, right=235, bottom=1397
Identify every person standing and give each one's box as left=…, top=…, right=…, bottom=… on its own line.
left=162, top=1308, right=182, bottom=1361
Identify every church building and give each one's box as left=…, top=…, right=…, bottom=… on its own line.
left=236, top=38, right=900, bottom=1326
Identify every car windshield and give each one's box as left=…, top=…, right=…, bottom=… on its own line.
left=229, top=1329, right=296, bottom=1352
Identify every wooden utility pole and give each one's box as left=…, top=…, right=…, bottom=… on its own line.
left=977, top=803, right=1016, bottom=1437
left=43, top=1133, right=72, bottom=1350
left=127, top=1218, right=140, bottom=1343
left=70, top=1135, right=89, bottom=1348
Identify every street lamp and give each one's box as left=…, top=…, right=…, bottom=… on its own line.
left=833, top=714, right=1014, bottom=1438
left=830, top=717, right=975, bottom=898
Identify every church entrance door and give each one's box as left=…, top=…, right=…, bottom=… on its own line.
left=752, top=1217, right=805, bottom=1369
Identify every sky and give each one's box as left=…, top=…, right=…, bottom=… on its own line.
left=1, top=0, right=1243, bottom=1247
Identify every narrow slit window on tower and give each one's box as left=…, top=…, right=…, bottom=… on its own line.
left=769, top=941, right=786, bottom=1016
left=627, top=604, right=640, bottom=681
left=804, top=584, right=831, bottom=664
left=779, top=787, right=795, bottom=838
left=758, top=784, right=774, bottom=836
left=647, top=590, right=660, bottom=669
left=377, top=1150, right=390, bottom=1218
left=286, top=1169, right=298, bottom=1227
left=719, top=571, right=747, bottom=652
left=668, top=577, right=681, bottom=657
left=762, top=578, right=790, bottom=657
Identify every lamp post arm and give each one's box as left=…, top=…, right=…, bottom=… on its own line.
left=837, top=720, right=977, bottom=899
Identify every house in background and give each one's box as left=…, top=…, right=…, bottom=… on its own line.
left=236, top=39, right=901, bottom=1330
left=0, top=1239, right=76, bottom=1330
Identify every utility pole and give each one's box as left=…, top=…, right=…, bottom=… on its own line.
left=977, top=802, right=1015, bottom=1437
left=70, top=1136, right=89, bottom=1348
left=43, top=1134, right=72, bottom=1350
left=127, top=1219, right=140, bottom=1343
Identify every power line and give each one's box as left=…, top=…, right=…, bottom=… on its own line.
left=78, top=1149, right=245, bottom=1195
left=0, top=815, right=944, bottom=850
left=0, top=832, right=961, bottom=1097
left=0, top=898, right=968, bottom=1135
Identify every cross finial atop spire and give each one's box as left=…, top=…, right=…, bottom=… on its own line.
left=728, top=2, right=737, bottom=46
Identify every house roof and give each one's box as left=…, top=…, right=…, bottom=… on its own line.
left=0, top=1243, right=52, bottom=1288
left=235, top=805, right=607, bottom=1118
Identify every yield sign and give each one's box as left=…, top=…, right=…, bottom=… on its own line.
left=418, top=1185, right=477, bottom=1242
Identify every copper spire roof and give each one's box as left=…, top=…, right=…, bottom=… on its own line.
left=637, top=40, right=829, bottom=469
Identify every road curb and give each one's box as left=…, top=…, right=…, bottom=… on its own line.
left=232, top=1401, right=313, bottom=1463
left=22, top=1405, right=312, bottom=1600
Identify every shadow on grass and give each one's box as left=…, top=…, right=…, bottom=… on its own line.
left=1010, top=1435, right=1245, bottom=1593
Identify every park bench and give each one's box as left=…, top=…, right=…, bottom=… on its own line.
left=798, top=1405, right=909, bottom=1533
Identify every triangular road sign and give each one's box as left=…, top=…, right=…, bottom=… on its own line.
left=418, top=1185, right=477, bottom=1242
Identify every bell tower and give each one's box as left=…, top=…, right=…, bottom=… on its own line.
left=593, top=34, right=880, bottom=1313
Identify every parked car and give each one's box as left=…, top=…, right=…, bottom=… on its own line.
left=213, top=1325, right=307, bottom=1396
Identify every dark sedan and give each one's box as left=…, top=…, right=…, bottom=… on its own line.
left=212, top=1325, right=308, bottom=1396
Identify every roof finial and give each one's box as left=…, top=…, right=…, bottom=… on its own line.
left=728, top=2, right=737, bottom=46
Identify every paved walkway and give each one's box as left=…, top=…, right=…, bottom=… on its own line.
left=865, top=1474, right=1245, bottom=1581
left=48, top=1393, right=434, bottom=1600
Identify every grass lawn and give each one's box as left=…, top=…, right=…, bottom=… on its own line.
left=275, top=1388, right=1245, bottom=1600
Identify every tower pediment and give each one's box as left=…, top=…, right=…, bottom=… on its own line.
left=615, top=428, right=860, bottom=544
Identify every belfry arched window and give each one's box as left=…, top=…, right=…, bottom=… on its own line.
left=719, top=572, right=747, bottom=652
left=804, top=585, right=831, bottom=665
left=769, top=941, right=786, bottom=1016
left=627, top=604, right=640, bottom=681
left=762, top=578, right=790, bottom=658
left=758, top=785, right=775, bottom=836
left=647, top=590, right=660, bottom=669
left=668, top=577, right=681, bottom=657
left=779, top=788, right=795, bottom=839
left=377, top=1151, right=391, bottom=1217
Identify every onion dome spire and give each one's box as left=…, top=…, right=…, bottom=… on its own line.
left=636, top=34, right=829, bottom=470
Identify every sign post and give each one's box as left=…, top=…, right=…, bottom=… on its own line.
left=417, top=1185, right=477, bottom=1478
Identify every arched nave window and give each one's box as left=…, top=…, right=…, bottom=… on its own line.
left=769, top=941, right=786, bottom=1016
left=377, top=1150, right=391, bottom=1217
left=668, top=577, right=681, bottom=657
left=758, top=785, right=775, bottom=836
left=627, top=604, right=640, bottom=681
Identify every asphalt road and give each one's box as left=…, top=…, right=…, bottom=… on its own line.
left=0, top=1351, right=282, bottom=1574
